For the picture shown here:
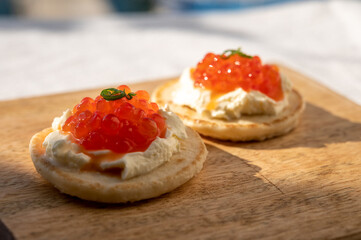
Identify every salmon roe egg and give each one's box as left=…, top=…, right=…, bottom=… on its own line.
left=62, top=86, right=167, bottom=154
left=192, top=52, right=284, bottom=101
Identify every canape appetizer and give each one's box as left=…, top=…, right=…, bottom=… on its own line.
left=29, top=86, right=207, bottom=203
left=152, top=48, right=305, bottom=141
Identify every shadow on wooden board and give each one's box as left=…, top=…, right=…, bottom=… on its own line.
left=206, top=102, right=361, bottom=149
left=1, top=145, right=274, bottom=239
left=0, top=220, right=15, bottom=240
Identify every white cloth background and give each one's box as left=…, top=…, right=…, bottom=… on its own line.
left=0, top=0, right=360, bottom=105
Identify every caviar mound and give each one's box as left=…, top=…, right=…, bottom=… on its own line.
left=62, top=85, right=167, bottom=154
left=192, top=51, right=284, bottom=101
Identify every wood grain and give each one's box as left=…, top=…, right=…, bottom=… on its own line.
left=1, top=65, right=361, bottom=240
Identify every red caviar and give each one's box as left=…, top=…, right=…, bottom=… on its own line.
left=62, top=85, right=167, bottom=153
left=192, top=52, right=284, bottom=101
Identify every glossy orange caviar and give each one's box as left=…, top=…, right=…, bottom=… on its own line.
left=192, top=52, right=284, bottom=101
left=62, top=85, right=167, bottom=153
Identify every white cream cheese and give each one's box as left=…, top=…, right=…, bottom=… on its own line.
left=43, top=108, right=187, bottom=180
left=52, top=109, right=72, bottom=131
left=172, top=68, right=292, bottom=120
left=43, top=131, right=91, bottom=169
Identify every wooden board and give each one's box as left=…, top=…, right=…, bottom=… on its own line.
left=1, top=65, right=361, bottom=240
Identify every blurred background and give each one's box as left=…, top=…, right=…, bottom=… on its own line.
left=0, top=0, right=306, bottom=16
left=0, top=0, right=360, bottom=104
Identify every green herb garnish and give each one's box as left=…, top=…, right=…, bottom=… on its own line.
left=220, top=48, right=253, bottom=59
left=100, top=88, right=136, bottom=101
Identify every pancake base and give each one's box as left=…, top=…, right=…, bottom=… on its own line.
left=29, top=127, right=207, bottom=203
left=152, top=80, right=305, bottom=141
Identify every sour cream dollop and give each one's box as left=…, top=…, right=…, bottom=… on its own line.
left=43, top=108, right=187, bottom=180
left=172, top=68, right=292, bottom=120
